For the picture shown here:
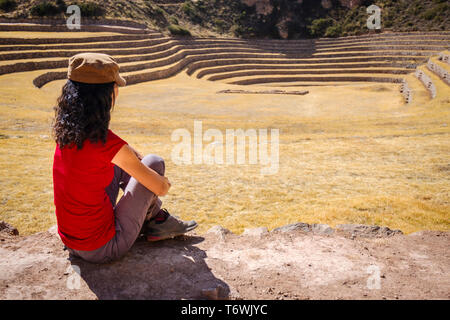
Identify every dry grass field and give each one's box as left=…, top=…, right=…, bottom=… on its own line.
left=0, top=30, right=449, bottom=236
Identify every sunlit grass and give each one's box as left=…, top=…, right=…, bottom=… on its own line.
left=0, top=39, right=449, bottom=236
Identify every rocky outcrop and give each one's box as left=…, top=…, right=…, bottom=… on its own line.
left=1, top=221, right=449, bottom=300
left=0, top=221, right=18, bottom=236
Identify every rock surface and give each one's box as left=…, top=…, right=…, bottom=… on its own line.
left=0, top=221, right=18, bottom=236
left=0, top=223, right=449, bottom=300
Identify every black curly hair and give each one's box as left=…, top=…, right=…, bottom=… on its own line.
left=52, top=80, right=116, bottom=149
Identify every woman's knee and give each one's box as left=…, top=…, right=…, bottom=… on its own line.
left=142, top=154, right=165, bottom=176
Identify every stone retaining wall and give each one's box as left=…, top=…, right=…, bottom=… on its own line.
left=196, top=62, right=415, bottom=79
left=0, top=34, right=154, bottom=45
left=316, top=32, right=450, bottom=43
left=0, top=59, right=67, bottom=76
left=33, top=71, right=66, bottom=88
left=316, top=40, right=450, bottom=48
left=0, top=18, right=148, bottom=29
left=427, top=59, right=450, bottom=85
left=0, top=38, right=171, bottom=52
left=5, top=37, right=445, bottom=54
left=0, top=44, right=433, bottom=62
left=208, top=69, right=410, bottom=82
left=31, top=50, right=425, bottom=88
left=186, top=56, right=426, bottom=76
left=0, top=26, right=444, bottom=91
left=399, top=79, right=413, bottom=104
left=0, top=24, right=150, bottom=35
left=415, top=69, right=437, bottom=99
left=438, top=52, right=450, bottom=64
left=229, top=76, right=403, bottom=86
left=0, top=20, right=152, bottom=34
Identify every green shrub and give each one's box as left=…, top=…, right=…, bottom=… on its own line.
left=214, top=18, right=226, bottom=32
left=168, top=24, right=191, bottom=36
left=182, top=1, right=202, bottom=23
left=182, top=2, right=194, bottom=16
left=422, top=8, right=436, bottom=20
left=56, top=0, right=66, bottom=11
left=169, top=16, right=178, bottom=25
left=421, top=3, right=448, bottom=20
left=324, top=25, right=342, bottom=38
left=308, top=18, right=334, bottom=38
left=30, top=2, right=60, bottom=16
left=232, top=24, right=250, bottom=37
left=153, top=6, right=164, bottom=15
left=77, top=2, right=104, bottom=17
left=0, top=0, right=16, bottom=12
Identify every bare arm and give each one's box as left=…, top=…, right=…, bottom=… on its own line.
left=112, top=145, right=171, bottom=196
left=128, top=145, right=143, bottom=160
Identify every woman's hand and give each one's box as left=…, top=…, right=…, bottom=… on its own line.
left=111, top=145, right=170, bottom=196
left=162, top=176, right=172, bottom=191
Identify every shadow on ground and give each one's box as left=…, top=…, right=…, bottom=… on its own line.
left=68, top=235, right=230, bottom=300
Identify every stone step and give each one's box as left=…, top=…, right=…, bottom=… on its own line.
left=415, top=67, right=437, bottom=99
left=0, top=33, right=160, bottom=45
left=316, top=45, right=449, bottom=52
left=225, top=74, right=403, bottom=86
left=438, top=51, right=450, bottom=64
left=0, top=42, right=428, bottom=76
left=31, top=51, right=426, bottom=87
left=195, top=62, right=416, bottom=79
left=427, top=56, right=450, bottom=85
left=1, top=36, right=438, bottom=61
left=0, top=37, right=172, bottom=52
left=400, top=73, right=431, bottom=105
left=0, top=32, right=447, bottom=51
left=0, top=23, right=154, bottom=35
left=315, top=32, right=450, bottom=43
left=186, top=56, right=426, bottom=76
left=207, top=68, right=411, bottom=82
left=262, top=81, right=373, bottom=87
left=3, top=30, right=444, bottom=89
left=315, top=39, right=450, bottom=49
left=0, top=43, right=281, bottom=62
left=30, top=49, right=411, bottom=88
left=418, top=64, right=450, bottom=100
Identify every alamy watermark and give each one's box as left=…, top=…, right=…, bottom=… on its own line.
left=66, top=264, right=82, bottom=290
left=367, top=5, right=382, bottom=30
left=366, top=265, right=381, bottom=290
left=66, top=5, right=81, bottom=30
left=171, top=121, right=279, bottom=175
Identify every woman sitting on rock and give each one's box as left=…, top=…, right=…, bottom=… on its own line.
left=52, top=53, right=197, bottom=264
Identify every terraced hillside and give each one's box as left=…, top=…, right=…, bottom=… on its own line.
left=0, top=23, right=449, bottom=97
left=1, top=22, right=449, bottom=237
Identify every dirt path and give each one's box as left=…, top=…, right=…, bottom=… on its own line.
left=0, top=223, right=448, bottom=300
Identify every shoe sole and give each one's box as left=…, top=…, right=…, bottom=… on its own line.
left=146, top=223, right=198, bottom=242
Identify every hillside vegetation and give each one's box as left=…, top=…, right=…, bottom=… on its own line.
left=0, top=0, right=448, bottom=38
